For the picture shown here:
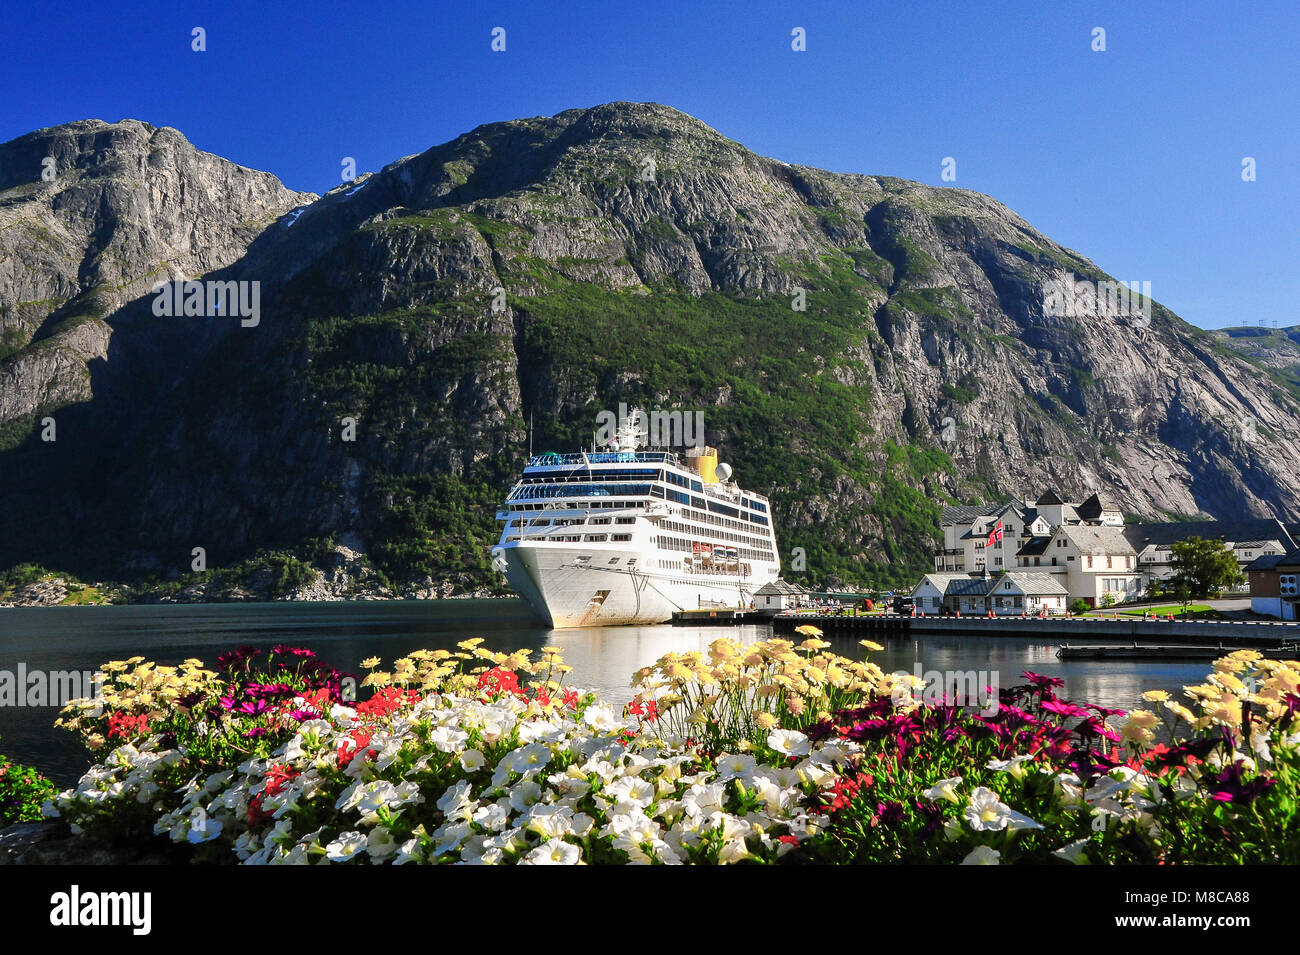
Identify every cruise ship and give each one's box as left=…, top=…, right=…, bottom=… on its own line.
left=492, top=415, right=781, bottom=627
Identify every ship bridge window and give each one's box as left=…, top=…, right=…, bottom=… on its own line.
left=608, top=557, right=621, bottom=564
left=615, top=517, right=636, bottom=525
left=511, top=483, right=653, bottom=501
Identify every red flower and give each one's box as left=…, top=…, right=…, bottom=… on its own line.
left=337, top=729, right=374, bottom=769
left=106, top=711, right=150, bottom=740
left=264, top=763, right=300, bottom=797
left=477, top=667, right=523, bottom=701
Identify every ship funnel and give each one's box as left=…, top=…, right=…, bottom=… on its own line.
left=686, top=446, right=719, bottom=482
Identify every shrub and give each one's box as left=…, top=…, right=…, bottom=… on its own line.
left=0, top=738, right=58, bottom=824
left=43, top=638, right=1300, bottom=864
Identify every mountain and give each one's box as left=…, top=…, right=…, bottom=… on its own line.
left=1, top=102, right=1298, bottom=594
left=1214, top=324, right=1300, bottom=382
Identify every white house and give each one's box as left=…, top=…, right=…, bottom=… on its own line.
left=986, top=573, right=1070, bottom=615
left=753, top=579, right=808, bottom=612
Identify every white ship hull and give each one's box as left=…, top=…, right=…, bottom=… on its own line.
left=501, top=542, right=776, bottom=628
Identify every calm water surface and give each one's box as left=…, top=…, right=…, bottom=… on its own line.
left=0, top=600, right=1211, bottom=785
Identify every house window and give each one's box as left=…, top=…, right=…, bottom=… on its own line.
left=994, top=557, right=1002, bottom=566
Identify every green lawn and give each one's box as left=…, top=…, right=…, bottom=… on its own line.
left=1114, top=603, right=1216, bottom=617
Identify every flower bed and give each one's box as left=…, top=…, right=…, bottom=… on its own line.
left=1, top=736, right=58, bottom=825
left=42, top=632, right=1300, bottom=864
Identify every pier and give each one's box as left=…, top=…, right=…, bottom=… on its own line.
left=671, top=608, right=771, bottom=626
left=770, top=612, right=1300, bottom=646
left=1053, top=644, right=1299, bottom=660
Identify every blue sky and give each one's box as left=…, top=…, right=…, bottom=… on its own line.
left=4, top=0, right=1296, bottom=329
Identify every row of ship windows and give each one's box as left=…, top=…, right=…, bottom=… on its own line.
left=660, top=518, right=773, bottom=552
left=504, top=504, right=772, bottom=544
left=504, top=535, right=631, bottom=540
left=510, top=484, right=769, bottom=525
left=509, top=500, right=642, bottom=511
left=508, top=517, right=636, bottom=528
left=655, top=535, right=775, bottom=562
left=505, top=534, right=633, bottom=543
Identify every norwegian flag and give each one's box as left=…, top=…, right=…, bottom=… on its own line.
left=985, top=521, right=1003, bottom=548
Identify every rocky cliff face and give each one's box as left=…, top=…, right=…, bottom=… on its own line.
left=0, top=119, right=313, bottom=428
left=0, top=103, right=1296, bottom=589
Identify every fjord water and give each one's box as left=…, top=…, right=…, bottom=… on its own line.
left=0, top=600, right=1210, bottom=785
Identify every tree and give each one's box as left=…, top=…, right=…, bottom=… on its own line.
left=1170, top=536, right=1244, bottom=597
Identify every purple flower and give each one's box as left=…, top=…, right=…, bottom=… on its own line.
left=876, top=801, right=905, bottom=826
left=1041, top=699, right=1091, bottom=719
left=1208, top=761, right=1276, bottom=805
left=1022, top=671, right=1065, bottom=690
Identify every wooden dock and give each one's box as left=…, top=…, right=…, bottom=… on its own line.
left=1057, top=641, right=1299, bottom=660
left=769, top=611, right=1300, bottom=646
left=671, top=608, right=771, bottom=626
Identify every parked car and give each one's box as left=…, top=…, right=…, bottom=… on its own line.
left=892, top=595, right=914, bottom=614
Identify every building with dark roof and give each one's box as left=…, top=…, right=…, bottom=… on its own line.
left=1123, top=519, right=1295, bottom=585
left=1245, top=549, right=1300, bottom=620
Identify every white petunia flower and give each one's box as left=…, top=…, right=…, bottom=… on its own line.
left=964, top=786, right=1042, bottom=832
left=367, top=827, right=399, bottom=862
left=714, top=753, right=758, bottom=781
left=186, top=810, right=223, bottom=844
left=508, top=779, right=543, bottom=813
left=430, top=725, right=469, bottom=753
left=325, top=830, right=367, bottom=862
left=459, top=749, right=486, bottom=771
left=503, top=743, right=553, bottom=775
left=522, top=838, right=581, bottom=865
left=987, top=755, right=1034, bottom=779
left=436, top=779, right=476, bottom=820
left=766, top=729, right=811, bottom=759
left=923, top=777, right=963, bottom=803
left=960, top=845, right=1000, bottom=865
left=1053, top=838, right=1091, bottom=864
left=583, top=704, right=622, bottom=734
